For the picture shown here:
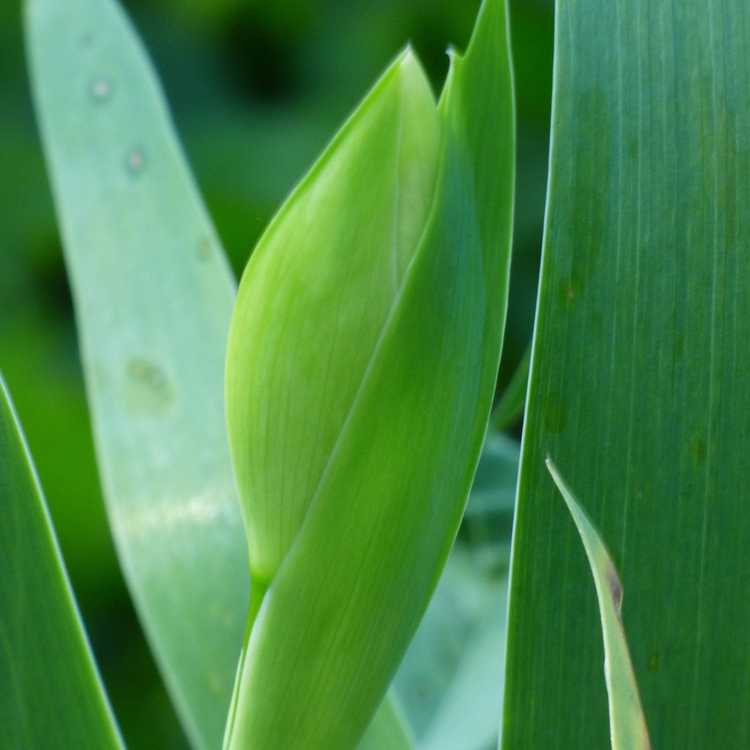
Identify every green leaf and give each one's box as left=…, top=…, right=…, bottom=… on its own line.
left=0, top=376, right=124, bottom=749
left=25, top=1, right=244, bottom=745
left=502, top=1, right=750, bottom=747
left=25, top=0, right=408, bottom=746
left=546, top=459, right=651, bottom=750
left=358, top=697, right=414, bottom=750
left=491, top=344, right=530, bottom=432
left=223, top=0, right=515, bottom=746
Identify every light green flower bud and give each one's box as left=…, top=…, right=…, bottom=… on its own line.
left=224, top=0, right=514, bottom=747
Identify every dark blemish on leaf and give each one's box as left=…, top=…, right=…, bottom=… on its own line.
left=647, top=652, right=661, bottom=673
left=79, top=32, right=94, bottom=49
left=125, top=147, right=147, bottom=178
left=690, top=436, right=707, bottom=466
left=607, top=564, right=623, bottom=614
left=197, top=237, right=212, bottom=262
left=560, top=279, right=579, bottom=308
left=126, top=358, right=173, bottom=413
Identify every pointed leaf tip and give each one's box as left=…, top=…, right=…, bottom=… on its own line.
left=0, top=381, right=124, bottom=749
left=546, top=459, right=651, bottom=750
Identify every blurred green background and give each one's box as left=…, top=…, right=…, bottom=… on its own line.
left=1, top=1, right=552, bottom=746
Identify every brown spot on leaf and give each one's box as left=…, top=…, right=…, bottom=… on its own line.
left=607, top=564, right=623, bottom=614
left=690, top=436, right=707, bottom=466
left=647, top=652, right=660, bottom=672
left=197, top=237, right=212, bottom=261
left=125, top=357, right=173, bottom=414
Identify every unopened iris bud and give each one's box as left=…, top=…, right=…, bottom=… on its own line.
left=224, top=0, right=514, bottom=747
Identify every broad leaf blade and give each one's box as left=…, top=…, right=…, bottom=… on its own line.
left=25, top=0, right=408, bottom=746
left=0, top=377, right=123, bottom=749
left=547, top=459, right=650, bottom=750
left=503, top=1, right=750, bottom=747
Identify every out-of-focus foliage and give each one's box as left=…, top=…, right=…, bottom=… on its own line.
left=1, top=0, right=552, bottom=745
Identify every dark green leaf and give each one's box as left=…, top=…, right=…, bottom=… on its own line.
left=491, top=345, right=530, bottom=432
left=0, top=376, right=123, bottom=749
left=503, top=2, right=750, bottom=747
